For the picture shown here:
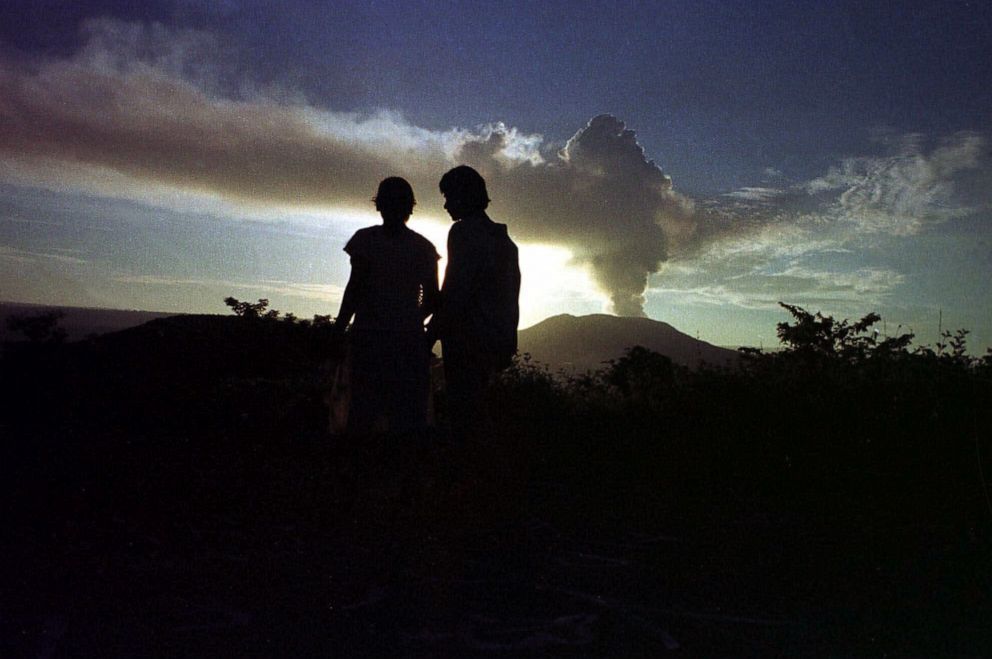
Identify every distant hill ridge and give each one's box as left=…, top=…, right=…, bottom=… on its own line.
left=0, top=302, right=179, bottom=343
left=518, top=313, right=739, bottom=371
left=2, top=303, right=739, bottom=371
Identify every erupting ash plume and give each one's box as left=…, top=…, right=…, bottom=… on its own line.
left=456, top=115, right=694, bottom=316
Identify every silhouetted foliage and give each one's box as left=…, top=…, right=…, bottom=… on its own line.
left=482, top=304, right=992, bottom=537
left=224, top=296, right=280, bottom=319
left=5, top=310, right=67, bottom=344
left=603, top=345, right=679, bottom=404
left=775, top=302, right=915, bottom=363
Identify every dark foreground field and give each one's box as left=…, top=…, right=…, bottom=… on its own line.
left=2, top=311, right=991, bottom=657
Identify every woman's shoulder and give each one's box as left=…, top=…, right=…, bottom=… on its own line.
left=404, top=227, right=440, bottom=259
left=344, top=225, right=381, bottom=254
left=352, top=225, right=382, bottom=240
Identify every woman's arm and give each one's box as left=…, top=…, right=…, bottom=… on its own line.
left=422, top=256, right=441, bottom=350
left=422, top=259, right=440, bottom=322
left=333, top=257, right=369, bottom=335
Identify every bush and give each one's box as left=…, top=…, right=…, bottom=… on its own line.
left=484, top=303, right=992, bottom=529
left=5, top=310, right=67, bottom=344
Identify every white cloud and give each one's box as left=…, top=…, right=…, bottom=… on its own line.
left=651, top=131, right=987, bottom=315
left=652, top=262, right=905, bottom=313
left=805, top=132, right=986, bottom=235
left=722, top=187, right=785, bottom=202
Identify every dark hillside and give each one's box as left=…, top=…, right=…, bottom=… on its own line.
left=0, top=301, right=178, bottom=342
left=3, top=313, right=335, bottom=439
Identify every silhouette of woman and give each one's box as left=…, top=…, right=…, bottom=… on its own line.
left=333, top=177, right=440, bottom=434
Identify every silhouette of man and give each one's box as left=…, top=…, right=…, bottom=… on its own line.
left=429, top=165, right=520, bottom=437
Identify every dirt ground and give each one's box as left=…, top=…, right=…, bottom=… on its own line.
left=4, top=434, right=989, bottom=658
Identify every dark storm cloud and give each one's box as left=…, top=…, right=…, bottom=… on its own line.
left=0, top=19, right=429, bottom=209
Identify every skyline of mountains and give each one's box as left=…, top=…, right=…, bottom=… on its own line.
left=2, top=302, right=746, bottom=369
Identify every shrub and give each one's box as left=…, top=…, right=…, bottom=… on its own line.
left=5, top=310, right=67, bottom=344
left=224, top=297, right=279, bottom=319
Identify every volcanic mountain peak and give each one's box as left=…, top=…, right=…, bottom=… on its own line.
left=518, top=313, right=738, bottom=371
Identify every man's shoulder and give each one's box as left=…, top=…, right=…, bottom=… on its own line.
left=451, top=214, right=502, bottom=240
left=448, top=218, right=475, bottom=237
left=492, top=221, right=516, bottom=246
left=446, top=219, right=478, bottom=250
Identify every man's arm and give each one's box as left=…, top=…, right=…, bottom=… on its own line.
left=439, top=222, right=479, bottom=322
left=422, top=258, right=440, bottom=323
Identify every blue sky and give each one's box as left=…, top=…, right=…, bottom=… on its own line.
left=1, top=0, right=990, bottom=351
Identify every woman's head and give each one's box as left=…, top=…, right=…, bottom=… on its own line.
left=374, top=177, right=416, bottom=226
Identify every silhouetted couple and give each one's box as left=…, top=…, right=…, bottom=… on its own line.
left=333, top=166, right=520, bottom=438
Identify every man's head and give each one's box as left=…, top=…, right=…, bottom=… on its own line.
left=374, top=177, right=416, bottom=225
left=439, top=165, right=489, bottom=221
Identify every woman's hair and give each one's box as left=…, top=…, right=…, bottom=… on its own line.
left=373, top=177, right=416, bottom=225
left=439, top=165, right=490, bottom=211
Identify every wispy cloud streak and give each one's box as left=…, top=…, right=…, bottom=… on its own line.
left=112, top=274, right=345, bottom=304
left=805, top=132, right=987, bottom=235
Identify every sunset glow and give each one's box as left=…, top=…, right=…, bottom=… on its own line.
left=0, top=2, right=989, bottom=350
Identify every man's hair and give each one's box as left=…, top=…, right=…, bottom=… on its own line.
left=439, top=165, right=490, bottom=211
left=373, top=177, right=416, bottom=223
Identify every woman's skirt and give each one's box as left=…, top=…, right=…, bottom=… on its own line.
left=346, top=328, right=431, bottom=434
